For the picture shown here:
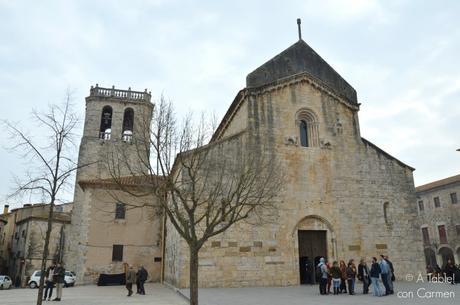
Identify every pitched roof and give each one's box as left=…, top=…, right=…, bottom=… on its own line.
left=416, top=174, right=460, bottom=193
left=246, top=39, right=358, bottom=105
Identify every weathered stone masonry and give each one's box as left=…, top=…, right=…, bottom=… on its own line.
left=164, top=39, right=425, bottom=288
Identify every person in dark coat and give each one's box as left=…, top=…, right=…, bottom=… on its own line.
left=384, top=255, right=395, bottom=293
left=444, top=260, right=456, bottom=285
left=346, top=259, right=357, bottom=295
left=53, top=262, right=65, bottom=301
left=357, top=258, right=370, bottom=294
left=329, top=261, right=342, bottom=295
left=370, top=257, right=383, bottom=297
left=136, top=269, right=141, bottom=294
left=136, top=265, right=148, bottom=295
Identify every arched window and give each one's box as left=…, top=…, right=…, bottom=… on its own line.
left=122, top=108, right=134, bottom=142
left=99, top=106, right=113, bottom=140
left=299, top=120, right=308, bottom=147
left=296, top=108, right=319, bottom=147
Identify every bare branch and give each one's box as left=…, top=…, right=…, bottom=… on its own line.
left=103, top=94, right=285, bottom=305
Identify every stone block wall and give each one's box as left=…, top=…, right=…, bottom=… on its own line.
left=164, top=75, right=425, bottom=288
left=68, top=187, right=162, bottom=284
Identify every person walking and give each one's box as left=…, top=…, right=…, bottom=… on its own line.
left=339, top=260, right=347, bottom=294
left=126, top=265, right=137, bottom=297
left=317, top=257, right=329, bottom=295
left=379, top=255, right=391, bottom=295
left=346, top=259, right=357, bottom=295
left=384, top=255, right=395, bottom=293
left=370, top=257, right=383, bottom=297
left=52, top=262, right=65, bottom=301
left=329, top=261, right=342, bottom=295
left=44, top=262, right=55, bottom=301
left=137, top=265, right=148, bottom=295
left=357, top=258, right=370, bottom=294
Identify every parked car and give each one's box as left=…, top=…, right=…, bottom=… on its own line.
left=64, top=271, right=76, bottom=287
left=0, top=275, right=12, bottom=289
left=28, top=271, right=42, bottom=288
left=28, top=270, right=76, bottom=288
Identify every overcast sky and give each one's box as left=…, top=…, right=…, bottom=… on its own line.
left=1, top=0, right=459, bottom=208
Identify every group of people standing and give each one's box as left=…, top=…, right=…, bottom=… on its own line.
left=43, top=262, right=66, bottom=301
left=427, top=259, right=460, bottom=284
left=317, top=255, right=395, bottom=297
left=125, top=265, right=149, bottom=296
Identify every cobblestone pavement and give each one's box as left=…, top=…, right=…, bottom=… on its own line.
left=180, top=281, right=460, bottom=305
left=0, top=283, right=188, bottom=305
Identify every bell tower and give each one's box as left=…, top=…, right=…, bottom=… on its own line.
left=66, top=85, right=153, bottom=282
left=76, top=84, right=153, bottom=181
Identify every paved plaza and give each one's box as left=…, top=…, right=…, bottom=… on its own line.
left=181, top=281, right=460, bottom=305
left=0, top=283, right=187, bottom=305
left=1, top=281, right=459, bottom=305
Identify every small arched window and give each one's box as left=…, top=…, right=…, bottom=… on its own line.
left=99, top=106, right=113, bottom=140
left=296, top=108, right=319, bottom=147
left=122, top=108, right=134, bottom=142
left=299, top=120, right=308, bottom=147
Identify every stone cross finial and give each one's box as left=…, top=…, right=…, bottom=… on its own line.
left=297, top=18, right=302, bottom=40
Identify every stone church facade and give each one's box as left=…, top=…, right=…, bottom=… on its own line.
left=65, top=38, right=425, bottom=286
left=163, top=39, right=425, bottom=288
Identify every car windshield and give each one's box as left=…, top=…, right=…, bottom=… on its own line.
left=35, top=271, right=42, bottom=276
left=0, top=276, right=4, bottom=280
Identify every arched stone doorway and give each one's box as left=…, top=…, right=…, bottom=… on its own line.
left=424, top=247, right=437, bottom=267
left=438, top=246, right=455, bottom=267
left=294, top=215, right=336, bottom=285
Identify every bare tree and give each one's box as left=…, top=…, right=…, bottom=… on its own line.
left=107, top=97, right=285, bottom=305
left=3, top=91, right=87, bottom=305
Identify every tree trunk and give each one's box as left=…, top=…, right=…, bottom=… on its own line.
left=36, top=201, right=54, bottom=305
left=189, top=246, right=199, bottom=305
